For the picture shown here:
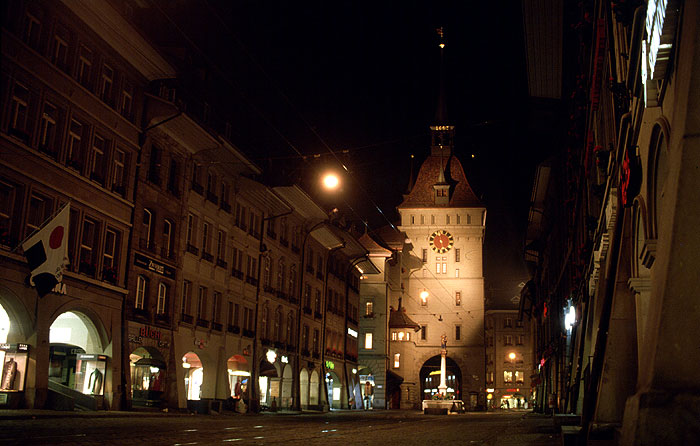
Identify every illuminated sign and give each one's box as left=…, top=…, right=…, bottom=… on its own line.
left=281, top=355, right=289, bottom=364
left=325, top=360, right=335, bottom=370
left=641, top=0, right=679, bottom=106
left=347, top=328, right=358, bottom=338
left=486, top=388, right=495, bottom=393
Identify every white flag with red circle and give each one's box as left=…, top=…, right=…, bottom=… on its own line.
left=22, top=204, right=70, bottom=297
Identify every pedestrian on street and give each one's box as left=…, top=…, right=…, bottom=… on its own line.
left=364, top=380, right=374, bottom=410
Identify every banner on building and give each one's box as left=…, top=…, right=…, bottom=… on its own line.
left=22, top=204, right=70, bottom=297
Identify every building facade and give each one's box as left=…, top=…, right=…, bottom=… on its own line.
left=391, top=92, right=487, bottom=409
left=0, top=0, right=175, bottom=410
left=484, top=310, right=533, bottom=409
left=521, top=0, right=700, bottom=443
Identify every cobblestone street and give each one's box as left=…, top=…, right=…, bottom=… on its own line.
left=0, top=410, right=559, bottom=446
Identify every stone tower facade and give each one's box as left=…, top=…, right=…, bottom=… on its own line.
left=393, top=52, right=486, bottom=406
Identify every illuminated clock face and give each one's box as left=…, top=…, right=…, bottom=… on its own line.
left=429, top=230, right=454, bottom=253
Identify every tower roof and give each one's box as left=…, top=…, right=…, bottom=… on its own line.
left=398, top=154, right=482, bottom=208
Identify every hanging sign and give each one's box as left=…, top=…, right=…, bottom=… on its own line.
left=641, top=0, right=679, bottom=106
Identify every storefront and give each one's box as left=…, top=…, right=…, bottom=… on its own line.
left=182, top=352, right=203, bottom=401
left=48, top=311, right=108, bottom=410
left=227, top=354, right=249, bottom=412
left=258, top=349, right=293, bottom=411
left=0, top=343, right=29, bottom=408
left=127, top=323, right=171, bottom=408
left=324, top=360, right=344, bottom=410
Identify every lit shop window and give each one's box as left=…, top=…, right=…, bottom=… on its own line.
left=394, top=353, right=401, bottom=368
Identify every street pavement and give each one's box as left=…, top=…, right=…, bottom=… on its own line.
left=0, top=409, right=560, bottom=446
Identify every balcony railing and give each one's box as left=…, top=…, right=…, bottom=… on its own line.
left=231, top=269, right=244, bottom=279
left=201, top=251, right=214, bottom=262
left=279, top=238, right=289, bottom=247
left=181, top=313, right=194, bottom=324
left=245, top=276, right=258, bottom=286
left=274, top=341, right=284, bottom=349
left=242, top=329, right=255, bottom=338
left=303, top=307, right=312, bottom=315
left=228, top=324, right=241, bottom=334
left=221, top=202, right=231, bottom=213
left=186, top=243, right=199, bottom=255
left=301, top=349, right=311, bottom=358
left=216, top=258, right=228, bottom=268
left=212, top=322, right=223, bottom=331
left=206, top=191, right=219, bottom=204
left=191, top=182, right=204, bottom=195
left=314, top=311, right=322, bottom=320
left=261, top=338, right=271, bottom=346
left=196, top=318, right=210, bottom=328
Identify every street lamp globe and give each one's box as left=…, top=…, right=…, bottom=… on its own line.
left=509, top=352, right=516, bottom=361
left=322, top=173, right=340, bottom=190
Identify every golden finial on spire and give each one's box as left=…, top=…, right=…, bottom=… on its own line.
left=437, top=27, right=445, bottom=48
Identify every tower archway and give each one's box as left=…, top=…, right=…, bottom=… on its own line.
left=419, top=355, right=462, bottom=400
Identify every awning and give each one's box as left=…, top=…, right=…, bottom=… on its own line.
left=134, top=358, right=166, bottom=368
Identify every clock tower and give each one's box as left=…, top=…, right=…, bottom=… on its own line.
left=391, top=29, right=486, bottom=410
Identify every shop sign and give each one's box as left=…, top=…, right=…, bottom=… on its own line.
left=134, top=253, right=175, bottom=279
left=324, top=360, right=335, bottom=370
left=486, top=388, right=495, bottom=393
left=77, top=354, right=107, bottom=361
left=620, top=147, right=642, bottom=207
left=641, top=0, right=679, bottom=106
left=347, top=327, right=358, bottom=338
left=128, top=324, right=170, bottom=349
left=280, top=355, right=289, bottom=364
left=0, top=343, right=29, bottom=352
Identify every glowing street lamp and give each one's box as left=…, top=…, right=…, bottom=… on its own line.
left=322, top=173, right=340, bottom=190
left=420, top=290, right=429, bottom=305
left=509, top=352, right=516, bottom=363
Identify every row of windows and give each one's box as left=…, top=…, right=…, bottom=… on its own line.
left=260, top=303, right=295, bottom=345
left=4, top=77, right=132, bottom=197
left=180, top=280, right=255, bottom=332
left=0, top=182, right=124, bottom=284
left=486, top=334, right=526, bottom=346
left=419, top=291, right=464, bottom=307
left=485, top=371, right=525, bottom=384
left=300, top=324, right=320, bottom=355
left=409, top=213, right=477, bottom=225
left=421, top=248, right=464, bottom=263
left=485, top=317, right=525, bottom=329
left=6, top=2, right=136, bottom=121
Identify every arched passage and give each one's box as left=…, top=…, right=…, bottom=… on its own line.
left=130, top=346, right=166, bottom=407
left=258, top=358, right=279, bottom=409
left=309, top=370, right=319, bottom=406
left=420, top=355, right=462, bottom=400
left=182, top=352, right=203, bottom=401
left=281, top=363, right=293, bottom=409
left=299, top=368, right=309, bottom=408
left=0, top=302, right=9, bottom=344
left=48, top=311, right=106, bottom=396
left=227, top=354, right=249, bottom=411
left=325, top=370, right=343, bottom=410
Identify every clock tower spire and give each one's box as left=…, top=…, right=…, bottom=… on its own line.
left=431, top=27, right=454, bottom=157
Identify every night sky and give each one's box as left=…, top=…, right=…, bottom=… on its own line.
left=155, top=0, right=542, bottom=307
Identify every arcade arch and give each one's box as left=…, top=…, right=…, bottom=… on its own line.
left=419, top=355, right=462, bottom=400
left=129, top=346, right=166, bottom=407
left=299, top=368, right=309, bottom=408
left=48, top=311, right=106, bottom=395
left=182, top=352, right=203, bottom=400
